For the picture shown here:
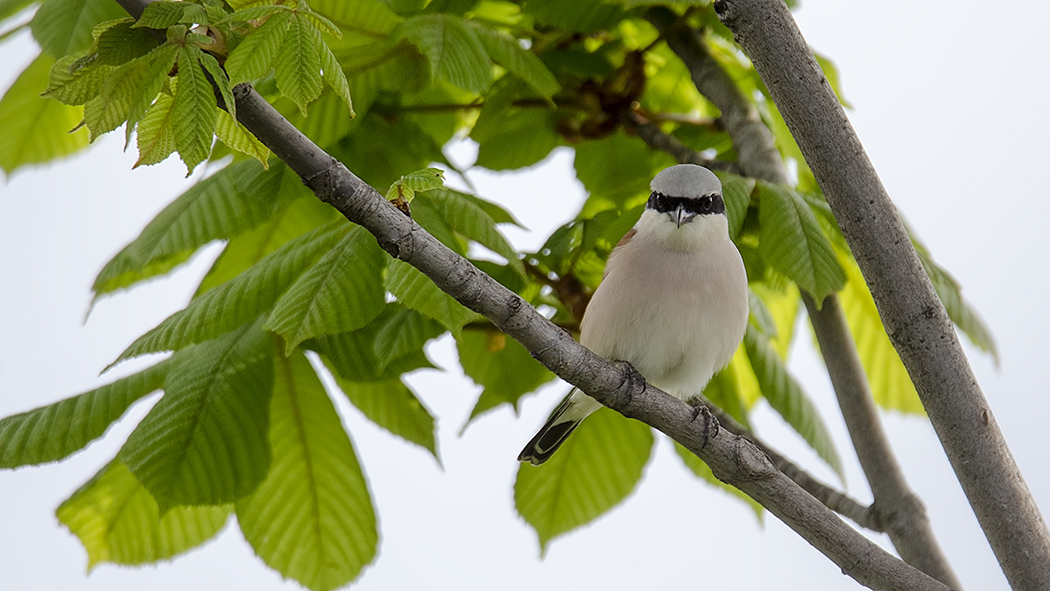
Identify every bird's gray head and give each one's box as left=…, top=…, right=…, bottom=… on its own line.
left=647, top=164, right=725, bottom=228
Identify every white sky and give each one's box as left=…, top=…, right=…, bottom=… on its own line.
left=2, top=1, right=1049, bottom=590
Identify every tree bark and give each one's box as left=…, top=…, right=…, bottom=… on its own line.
left=648, top=10, right=960, bottom=586
left=714, top=1, right=1050, bottom=589
left=803, top=293, right=961, bottom=588
left=105, top=0, right=952, bottom=588
left=231, top=85, right=948, bottom=591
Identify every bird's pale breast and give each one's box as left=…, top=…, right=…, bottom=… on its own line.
left=580, top=229, right=748, bottom=399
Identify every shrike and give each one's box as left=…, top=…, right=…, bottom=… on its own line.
left=519, top=164, right=749, bottom=465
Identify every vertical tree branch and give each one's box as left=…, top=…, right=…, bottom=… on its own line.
left=714, top=1, right=1050, bottom=589
left=646, top=7, right=960, bottom=586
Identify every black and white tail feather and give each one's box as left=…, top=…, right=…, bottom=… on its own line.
left=517, top=392, right=587, bottom=465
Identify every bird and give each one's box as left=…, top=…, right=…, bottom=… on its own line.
left=518, top=164, right=749, bottom=466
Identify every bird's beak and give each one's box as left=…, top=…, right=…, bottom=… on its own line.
left=673, top=205, right=694, bottom=228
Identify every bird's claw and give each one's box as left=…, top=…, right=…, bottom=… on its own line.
left=687, top=397, right=720, bottom=449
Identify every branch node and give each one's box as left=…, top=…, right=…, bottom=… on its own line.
left=609, top=360, right=644, bottom=410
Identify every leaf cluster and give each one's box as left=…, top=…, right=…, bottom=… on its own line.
left=0, top=0, right=1000, bottom=588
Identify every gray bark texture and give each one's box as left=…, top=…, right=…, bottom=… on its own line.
left=107, top=0, right=955, bottom=588
left=713, top=1, right=1050, bottom=589
left=648, top=9, right=959, bottom=586
left=231, top=83, right=949, bottom=591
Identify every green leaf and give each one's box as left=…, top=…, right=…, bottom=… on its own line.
left=332, top=375, right=437, bottom=458
left=135, top=90, right=177, bottom=166
left=515, top=409, right=653, bottom=552
left=814, top=51, right=851, bottom=109
left=30, top=0, right=126, bottom=57
left=119, top=321, right=276, bottom=509
left=226, top=10, right=291, bottom=84
left=58, top=461, right=231, bottom=568
left=0, top=361, right=168, bottom=469
left=417, top=188, right=524, bottom=274
left=309, top=0, right=402, bottom=42
left=913, top=235, right=999, bottom=364
left=750, top=282, right=800, bottom=358
left=473, top=108, right=559, bottom=171
left=400, top=166, right=446, bottom=192
left=42, top=54, right=113, bottom=105
left=113, top=221, right=348, bottom=364
left=398, top=14, right=491, bottom=94
left=195, top=196, right=339, bottom=295
left=309, top=307, right=437, bottom=382
left=266, top=225, right=388, bottom=354
left=319, top=37, right=354, bottom=115
left=702, top=359, right=751, bottom=428
left=93, top=18, right=158, bottom=66
left=237, top=353, right=377, bottom=591
left=275, top=14, right=325, bottom=114
left=198, top=50, right=235, bottom=118
left=837, top=254, right=923, bottom=413
left=124, top=43, right=179, bottom=146
left=744, top=325, right=843, bottom=477
left=757, top=182, right=845, bottom=302
left=0, top=54, right=88, bottom=173
left=135, top=0, right=197, bottom=29
left=299, top=7, right=341, bottom=39
left=526, top=0, right=627, bottom=33
left=673, top=442, right=763, bottom=519
left=457, top=330, right=555, bottom=422
left=385, top=259, right=480, bottom=336
left=385, top=167, right=445, bottom=204
left=283, top=88, right=354, bottom=149
left=716, top=171, right=755, bottom=239
left=93, top=159, right=286, bottom=298
left=173, top=46, right=217, bottom=174
left=470, top=23, right=558, bottom=98
left=371, top=305, right=444, bottom=372
left=0, top=0, right=36, bottom=23
left=214, top=107, right=270, bottom=165
left=83, top=52, right=153, bottom=141
left=574, top=132, right=665, bottom=212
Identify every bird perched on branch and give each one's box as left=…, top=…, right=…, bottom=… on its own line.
left=519, top=164, right=749, bottom=465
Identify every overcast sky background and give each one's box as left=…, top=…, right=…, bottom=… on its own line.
left=2, top=1, right=1049, bottom=590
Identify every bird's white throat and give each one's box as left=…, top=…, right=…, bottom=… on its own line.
left=634, top=208, right=731, bottom=252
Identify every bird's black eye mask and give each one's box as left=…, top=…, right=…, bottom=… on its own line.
left=647, top=191, right=725, bottom=216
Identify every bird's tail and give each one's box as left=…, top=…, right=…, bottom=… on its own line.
left=518, top=392, right=596, bottom=466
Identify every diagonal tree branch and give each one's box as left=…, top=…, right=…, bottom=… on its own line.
left=646, top=7, right=960, bottom=586
left=111, top=0, right=949, bottom=588
left=232, top=80, right=947, bottom=591
left=802, top=293, right=959, bottom=586
left=713, top=1, right=1050, bottom=589
left=705, top=397, right=879, bottom=530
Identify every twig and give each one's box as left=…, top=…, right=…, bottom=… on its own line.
left=803, top=293, right=962, bottom=588
left=621, top=109, right=741, bottom=174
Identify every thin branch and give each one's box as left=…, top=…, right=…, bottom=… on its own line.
left=704, top=397, right=879, bottom=530
left=621, top=109, right=740, bottom=174
left=715, top=1, right=1050, bottom=589
left=803, top=293, right=962, bottom=588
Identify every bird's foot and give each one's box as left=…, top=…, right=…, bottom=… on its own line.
left=687, top=397, right=720, bottom=449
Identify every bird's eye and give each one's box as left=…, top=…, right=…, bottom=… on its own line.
left=700, top=196, right=713, bottom=211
